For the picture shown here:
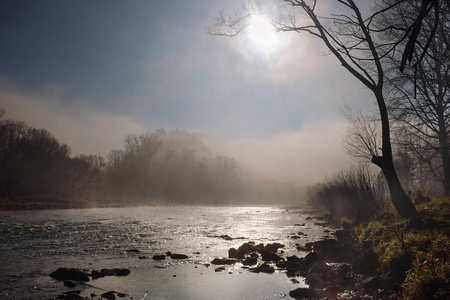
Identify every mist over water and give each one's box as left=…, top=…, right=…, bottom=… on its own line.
left=0, top=206, right=332, bottom=299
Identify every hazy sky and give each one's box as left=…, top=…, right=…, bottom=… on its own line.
left=0, top=0, right=376, bottom=184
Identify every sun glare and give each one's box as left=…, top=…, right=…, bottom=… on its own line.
left=247, top=14, right=278, bottom=48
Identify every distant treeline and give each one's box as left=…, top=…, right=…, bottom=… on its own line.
left=0, top=113, right=305, bottom=207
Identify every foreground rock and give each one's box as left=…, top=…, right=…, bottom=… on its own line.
left=50, top=268, right=90, bottom=282
left=289, top=288, right=326, bottom=299
left=99, top=268, right=131, bottom=276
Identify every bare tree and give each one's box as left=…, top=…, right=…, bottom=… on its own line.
left=377, top=0, right=450, bottom=195
left=343, top=107, right=381, bottom=161
left=209, top=0, right=419, bottom=218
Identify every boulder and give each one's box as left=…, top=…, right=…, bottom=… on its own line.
left=50, top=268, right=90, bottom=282
left=91, top=270, right=105, bottom=280
left=56, top=291, right=85, bottom=300
left=264, top=242, right=285, bottom=253
left=101, top=291, right=116, bottom=300
left=152, top=254, right=166, bottom=260
left=361, top=276, right=382, bottom=291
left=309, top=261, right=332, bottom=274
left=289, top=288, right=326, bottom=300
left=249, top=263, right=275, bottom=274
left=211, top=258, right=237, bottom=265
left=242, top=257, right=258, bottom=266
left=261, top=250, right=284, bottom=262
left=100, top=268, right=131, bottom=276
left=228, top=248, right=245, bottom=259
left=352, top=249, right=379, bottom=276
left=170, top=253, right=188, bottom=259
left=334, top=229, right=354, bottom=243
left=63, top=280, right=81, bottom=287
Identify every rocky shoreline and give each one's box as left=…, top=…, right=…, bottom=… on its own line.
left=46, top=211, right=401, bottom=300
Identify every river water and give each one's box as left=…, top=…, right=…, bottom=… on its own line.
left=0, top=206, right=332, bottom=300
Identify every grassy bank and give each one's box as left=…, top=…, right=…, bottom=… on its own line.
left=355, top=198, right=450, bottom=299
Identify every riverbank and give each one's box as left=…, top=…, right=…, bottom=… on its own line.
left=284, top=198, right=450, bottom=299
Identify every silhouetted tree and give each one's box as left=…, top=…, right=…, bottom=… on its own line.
left=209, top=0, right=418, bottom=217
left=64, top=155, right=105, bottom=198
left=376, top=0, right=450, bottom=195
left=0, top=116, right=71, bottom=197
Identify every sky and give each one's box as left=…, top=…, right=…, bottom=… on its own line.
left=0, top=0, right=376, bottom=185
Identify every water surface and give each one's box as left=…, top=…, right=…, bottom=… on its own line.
left=0, top=206, right=331, bottom=299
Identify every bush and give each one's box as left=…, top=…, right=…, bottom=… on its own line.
left=306, top=164, right=387, bottom=222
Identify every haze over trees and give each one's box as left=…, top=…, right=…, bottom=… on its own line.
left=0, top=111, right=305, bottom=207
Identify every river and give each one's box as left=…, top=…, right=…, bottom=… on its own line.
left=0, top=206, right=332, bottom=300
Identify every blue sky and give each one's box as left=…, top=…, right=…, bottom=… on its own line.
left=0, top=0, right=375, bottom=184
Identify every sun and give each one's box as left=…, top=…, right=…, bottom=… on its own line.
left=246, top=14, right=278, bottom=48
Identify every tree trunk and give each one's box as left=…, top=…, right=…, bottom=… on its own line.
left=373, top=90, right=418, bottom=218
left=372, top=155, right=419, bottom=218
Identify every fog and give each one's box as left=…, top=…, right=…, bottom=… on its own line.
left=1, top=87, right=349, bottom=186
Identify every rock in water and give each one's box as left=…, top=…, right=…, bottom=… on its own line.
left=170, top=253, right=188, bottom=259
left=289, top=288, right=325, bottom=299
left=261, top=250, right=284, bottom=262
left=49, top=268, right=90, bottom=282
left=100, top=268, right=131, bottom=276
left=211, top=258, right=237, bottom=265
left=152, top=254, right=166, bottom=260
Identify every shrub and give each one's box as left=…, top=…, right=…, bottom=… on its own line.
left=306, top=164, right=387, bottom=222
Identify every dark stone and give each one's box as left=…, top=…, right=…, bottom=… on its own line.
left=50, top=268, right=90, bottom=282
left=101, top=291, right=116, bottom=300
left=100, top=268, right=131, bottom=276
left=228, top=247, right=245, bottom=259
left=57, top=291, right=85, bottom=300
left=63, top=280, right=81, bottom=287
left=115, top=268, right=131, bottom=276
left=152, top=254, right=166, bottom=260
left=139, top=256, right=148, bottom=259
left=126, top=249, right=140, bottom=253
left=261, top=250, right=284, bottom=262
left=361, top=276, right=381, bottom=291
left=242, top=257, right=258, bottom=266
left=311, top=239, right=360, bottom=263
left=215, top=266, right=226, bottom=272
left=91, top=270, right=105, bottom=279
left=352, top=249, right=379, bottom=276
left=302, top=252, right=323, bottom=268
left=335, top=229, right=354, bottom=243
left=264, top=242, right=285, bottom=253
left=309, top=261, right=332, bottom=274
left=333, top=263, right=352, bottom=275
left=249, top=263, right=275, bottom=274
left=289, top=288, right=325, bottom=299
left=305, top=273, right=324, bottom=289
left=211, top=258, right=237, bottom=265
left=277, top=252, right=324, bottom=277
left=170, top=253, right=188, bottom=259
left=220, top=234, right=233, bottom=240
left=237, top=242, right=256, bottom=253
left=287, top=255, right=301, bottom=262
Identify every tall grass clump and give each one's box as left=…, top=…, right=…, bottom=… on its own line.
left=307, top=164, right=387, bottom=222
